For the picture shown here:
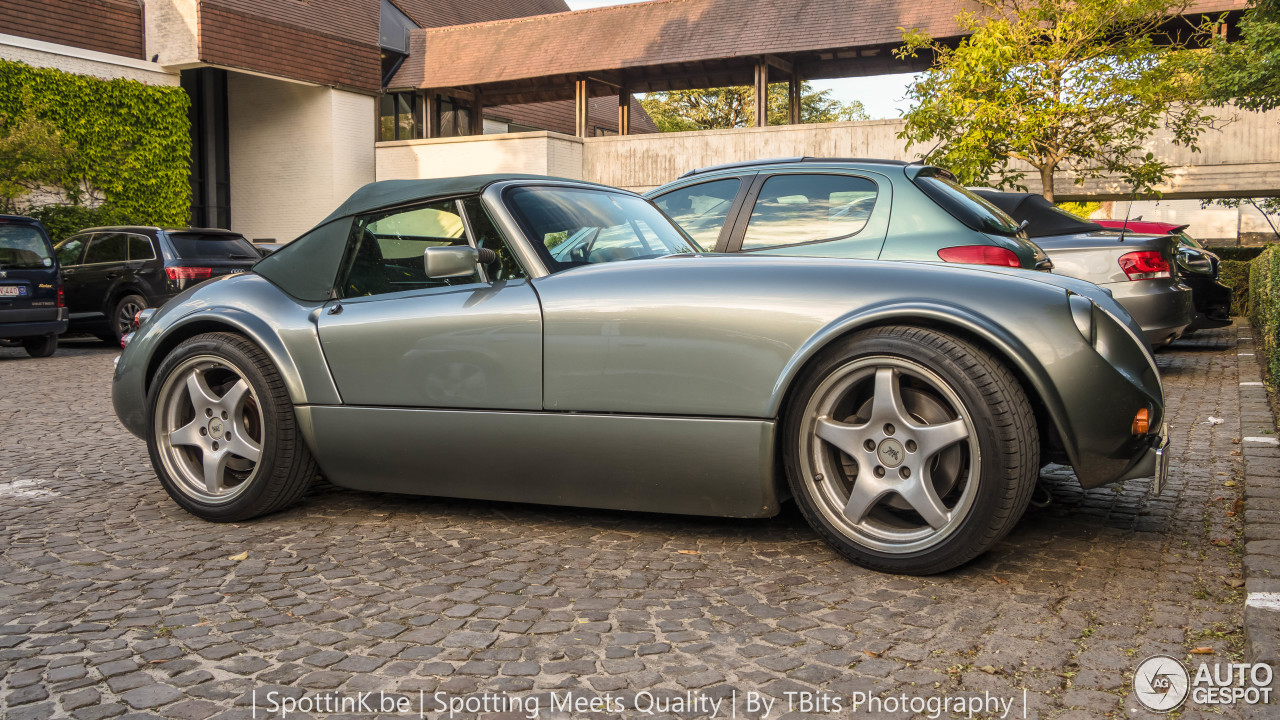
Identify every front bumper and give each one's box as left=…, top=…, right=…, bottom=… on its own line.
left=1116, top=422, right=1171, bottom=493
left=1104, top=280, right=1195, bottom=347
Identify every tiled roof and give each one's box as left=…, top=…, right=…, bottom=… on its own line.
left=1, top=0, right=144, bottom=59
left=495, top=95, right=659, bottom=135
left=391, top=0, right=1247, bottom=89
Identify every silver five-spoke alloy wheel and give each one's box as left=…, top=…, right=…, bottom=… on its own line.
left=154, top=355, right=264, bottom=503
left=798, top=356, right=979, bottom=554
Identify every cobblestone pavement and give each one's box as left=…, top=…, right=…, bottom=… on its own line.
left=0, top=328, right=1258, bottom=720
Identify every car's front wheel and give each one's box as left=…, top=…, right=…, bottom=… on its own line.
left=147, top=332, right=317, bottom=521
left=783, top=326, right=1038, bottom=575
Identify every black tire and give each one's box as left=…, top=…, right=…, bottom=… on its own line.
left=146, top=332, right=317, bottom=521
left=782, top=326, right=1038, bottom=575
left=22, top=334, right=58, bottom=358
left=111, top=293, right=147, bottom=343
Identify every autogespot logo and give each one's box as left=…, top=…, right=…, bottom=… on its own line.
left=1134, top=655, right=1190, bottom=712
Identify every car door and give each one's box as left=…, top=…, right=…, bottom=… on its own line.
left=649, top=174, right=753, bottom=252
left=315, top=196, right=542, bottom=410
left=126, top=233, right=164, bottom=301
left=79, top=232, right=131, bottom=319
left=55, top=233, right=92, bottom=313
left=726, top=171, right=891, bottom=258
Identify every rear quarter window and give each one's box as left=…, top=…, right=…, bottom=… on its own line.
left=914, top=170, right=1020, bottom=235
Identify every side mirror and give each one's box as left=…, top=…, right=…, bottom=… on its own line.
left=424, top=246, right=479, bottom=278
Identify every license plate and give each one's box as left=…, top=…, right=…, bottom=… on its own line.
left=0, top=286, right=24, bottom=297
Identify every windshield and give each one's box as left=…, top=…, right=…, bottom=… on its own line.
left=914, top=171, right=1021, bottom=235
left=0, top=224, right=54, bottom=269
left=168, top=232, right=260, bottom=260
left=504, top=186, right=702, bottom=272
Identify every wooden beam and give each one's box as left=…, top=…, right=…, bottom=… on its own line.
left=618, top=88, right=631, bottom=136
left=471, top=88, right=484, bottom=135
left=423, top=91, right=438, bottom=138
left=764, top=54, right=793, bottom=74
left=574, top=78, right=589, bottom=137
left=754, top=58, right=769, bottom=127
left=788, top=67, right=801, bottom=125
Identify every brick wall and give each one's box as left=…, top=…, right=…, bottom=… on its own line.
left=0, top=0, right=144, bottom=59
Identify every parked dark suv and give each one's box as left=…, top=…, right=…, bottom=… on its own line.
left=0, top=215, right=68, bottom=357
left=54, top=227, right=260, bottom=342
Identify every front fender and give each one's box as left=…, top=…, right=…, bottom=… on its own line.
left=112, top=274, right=339, bottom=438
left=767, top=301, right=1079, bottom=470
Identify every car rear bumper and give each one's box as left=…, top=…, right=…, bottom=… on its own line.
left=1115, top=422, right=1171, bottom=493
left=1183, top=275, right=1233, bottom=330
left=1104, top=280, right=1195, bottom=347
left=0, top=309, right=68, bottom=339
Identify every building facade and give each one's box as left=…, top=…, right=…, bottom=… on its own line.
left=0, top=0, right=649, bottom=243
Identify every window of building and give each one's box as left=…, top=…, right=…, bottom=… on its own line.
left=438, top=96, right=472, bottom=137
left=594, top=127, right=618, bottom=137
left=379, top=92, right=421, bottom=142
left=741, top=174, right=879, bottom=250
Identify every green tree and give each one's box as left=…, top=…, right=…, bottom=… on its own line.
left=1198, top=0, right=1280, bottom=214
left=0, top=100, right=84, bottom=214
left=896, top=0, right=1215, bottom=201
left=640, top=82, right=868, bottom=132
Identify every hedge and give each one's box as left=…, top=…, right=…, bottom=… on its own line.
left=1210, top=246, right=1268, bottom=262
left=0, top=59, right=190, bottom=240
left=1249, top=246, right=1280, bottom=382
left=1221, top=259, right=1251, bottom=317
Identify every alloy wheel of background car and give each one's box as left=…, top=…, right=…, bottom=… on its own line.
left=784, top=326, right=1039, bottom=574
left=147, top=332, right=317, bottom=522
left=113, top=294, right=147, bottom=342
left=22, top=334, right=57, bottom=358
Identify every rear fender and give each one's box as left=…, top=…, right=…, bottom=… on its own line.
left=769, top=301, right=1079, bottom=469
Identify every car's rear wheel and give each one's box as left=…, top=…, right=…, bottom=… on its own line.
left=147, top=332, right=317, bottom=521
left=112, top=294, right=147, bottom=343
left=783, top=326, right=1038, bottom=575
left=22, top=334, right=57, bottom=358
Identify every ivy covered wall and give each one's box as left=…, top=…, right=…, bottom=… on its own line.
left=0, top=59, right=191, bottom=233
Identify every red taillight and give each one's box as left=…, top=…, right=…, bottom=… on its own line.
left=936, top=245, right=1022, bottom=267
left=1117, top=251, right=1171, bottom=280
left=56, top=284, right=65, bottom=308
left=166, top=266, right=212, bottom=281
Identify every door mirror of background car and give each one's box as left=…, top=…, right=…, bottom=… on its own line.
left=424, top=246, right=479, bottom=278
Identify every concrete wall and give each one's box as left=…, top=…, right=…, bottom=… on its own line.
left=228, top=73, right=375, bottom=242
left=376, top=132, right=585, bottom=182
left=143, top=0, right=200, bottom=68
left=0, top=32, right=178, bottom=85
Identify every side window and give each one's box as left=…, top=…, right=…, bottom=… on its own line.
left=340, top=199, right=477, bottom=298
left=461, top=198, right=527, bottom=282
left=741, top=174, right=879, bottom=250
left=56, top=235, right=89, bottom=266
left=653, top=178, right=740, bottom=248
left=83, top=232, right=128, bottom=264
left=128, top=235, right=156, bottom=261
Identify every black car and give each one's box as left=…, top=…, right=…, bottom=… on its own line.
left=0, top=215, right=68, bottom=357
left=54, top=227, right=260, bottom=343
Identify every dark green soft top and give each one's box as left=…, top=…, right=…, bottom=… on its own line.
left=255, top=174, right=612, bottom=302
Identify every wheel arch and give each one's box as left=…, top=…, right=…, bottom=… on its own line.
left=104, top=282, right=149, bottom=316
left=770, top=302, right=1078, bottom=470
left=143, top=310, right=311, bottom=407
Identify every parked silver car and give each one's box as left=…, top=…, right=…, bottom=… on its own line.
left=112, top=175, right=1169, bottom=575
left=972, top=191, right=1195, bottom=348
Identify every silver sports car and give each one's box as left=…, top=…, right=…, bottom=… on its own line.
left=112, top=175, right=1169, bottom=575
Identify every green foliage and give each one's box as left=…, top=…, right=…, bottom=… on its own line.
left=1058, top=201, right=1101, bottom=218
left=0, top=59, right=190, bottom=229
left=640, top=82, right=868, bottom=132
left=28, top=205, right=132, bottom=244
left=1210, top=245, right=1269, bottom=262
left=895, top=0, right=1215, bottom=201
left=1220, top=258, right=1251, bottom=317
left=1198, top=0, right=1280, bottom=112
left=1248, top=245, right=1280, bottom=380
